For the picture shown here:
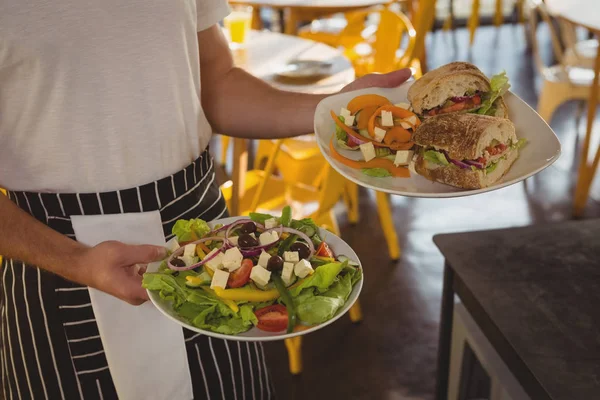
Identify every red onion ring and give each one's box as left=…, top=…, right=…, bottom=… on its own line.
left=167, top=237, right=226, bottom=271
left=281, top=227, right=316, bottom=258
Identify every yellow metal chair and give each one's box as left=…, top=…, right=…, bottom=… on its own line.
left=466, top=0, right=520, bottom=45
left=220, top=139, right=363, bottom=375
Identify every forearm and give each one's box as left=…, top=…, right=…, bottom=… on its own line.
left=0, top=194, right=86, bottom=281
left=202, top=67, right=326, bottom=139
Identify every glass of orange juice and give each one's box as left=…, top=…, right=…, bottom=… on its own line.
left=224, top=5, right=253, bottom=48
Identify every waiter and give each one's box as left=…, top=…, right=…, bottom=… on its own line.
left=0, top=0, right=411, bottom=399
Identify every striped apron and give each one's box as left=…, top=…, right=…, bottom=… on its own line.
left=0, top=148, right=275, bottom=400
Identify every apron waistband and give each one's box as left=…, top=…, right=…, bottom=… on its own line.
left=6, top=147, right=224, bottom=239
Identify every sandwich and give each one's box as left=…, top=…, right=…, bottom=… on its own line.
left=412, top=113, right=525, bottom=189
left=407, top=62, right=510, bottom=119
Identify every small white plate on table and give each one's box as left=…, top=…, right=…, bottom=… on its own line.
left=147, top=216, right=363, bottom=342
left=313, top=82, right=562, bottom=198
left=274, top=60, right=333, bottom=80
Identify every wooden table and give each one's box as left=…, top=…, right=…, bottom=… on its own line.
left=227, top=30, right=355, bottom=214
left=434, top=219, right=600, bottom=400
left=230, top=0, right=391, bottom=35
left=545, top=0, right=600, bottom=217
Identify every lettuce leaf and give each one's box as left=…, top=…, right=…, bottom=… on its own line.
left=293, top=264, right=360, bottom=324
left=424, top=150, right=449, bottom=165
left=478, top=71, right=511, bottom=116
left=361, top=168, right=392, bottom=177
left=249, top=212, right=276, bottom=225
left=172, top=219, right=211, bottom=243
left=486, top=162, right=499, bottom=174
left=142, top=272, right=256, bottom=334
left=513, top=138, right=527, bottom=149
left=335, top=116, right=347, bottom=142
left=289, top=261, right=346, bottom=297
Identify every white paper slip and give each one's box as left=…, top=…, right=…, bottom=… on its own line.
left=71, top=211, right=192, bottom=400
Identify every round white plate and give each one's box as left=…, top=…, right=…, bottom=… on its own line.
left=147, top=216, right=363, bottom=342
left=313, top=82, right=562, bottom=198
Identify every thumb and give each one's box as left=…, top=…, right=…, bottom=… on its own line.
left=119, top=244, right=167, bottom=266
left=363, top=68, right=412, bottom=88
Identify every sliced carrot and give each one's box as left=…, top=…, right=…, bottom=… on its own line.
left=347, top=94, right=391, bottom=115
left=368, top=105, right=420, bottom=138
left=329, top=139, right=410, bottom=178
left=383, top=126, right=412, bottom=149
left=356, top=105, right=380, bottom=130
left=389, top=141, right=415, bottom=151
left=330, top=110, right=388, bottom=148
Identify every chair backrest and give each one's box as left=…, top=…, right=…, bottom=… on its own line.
left=338, top=8, right=417, bottom=75
left=526, top=0, right=568, bottom=78
left=411, top=0, right=436, bottom=67
left=309, top=164, right=346, bottom=220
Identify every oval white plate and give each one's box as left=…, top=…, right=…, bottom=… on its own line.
left=313, top=82, right=562, bottom=198
left=147, top=216, right=363, bottom=342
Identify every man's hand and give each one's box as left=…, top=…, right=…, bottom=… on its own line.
left=74, top=241, right=167, bottom=305
left=341, top=68, right=413, bottom=93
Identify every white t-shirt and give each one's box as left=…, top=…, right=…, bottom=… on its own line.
left=0, top=0, right=230, bottom=193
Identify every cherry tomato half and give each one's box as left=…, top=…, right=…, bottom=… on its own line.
left=255, top=304, right=288, bottom=332
left=227, top=259, right=253, bottom=288
left=316, top=242, right=334, bottom=258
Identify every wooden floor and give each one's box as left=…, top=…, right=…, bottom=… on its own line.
left=216, top=24, right=600, bottom=400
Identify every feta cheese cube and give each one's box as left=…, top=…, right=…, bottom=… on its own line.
left=394, top=102, right=411, bottom=110
left=204, top=249, right=224, bottom=271
left=400, top=116, right=419, bottom=130
left=259, top=231, right=278, bottom=246
left=223, top=247, right=243, bottom=272
left=258, top=251, right=271, bottom=268
left=210, top=269, right=230, bottom=289
left=228, top=236, right=239, bottom=246
left=165, top=237, right=180, bottom=253
left=359, top=142, right=376, bottom=162
left=344, top=115, right=355, bottom=126
left=183, top=244, right=196, bottom=258
left=294, top=259, right=314, bottom=278
left=181, top=255, right=197, bottom=267
left=283, top=251, right=299, bottom=263
left=282, top=262, right=295, bottom=286
left=381, top=110, right=394, bottom=127
left=250, top=265, right=271, bottom=287
left=264, top=218, right=279, bottom=229
left=340, top=107, right=352, bottom=119
left=394, top=150, right=414, bottom=167
left=373, top=127, right=387, bottom=143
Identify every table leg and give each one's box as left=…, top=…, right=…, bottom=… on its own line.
left=573, top=36, right=600, bottom=217
left=231, top=138, right=249, bottom=216
left=435, top=261, right=455, bottom=400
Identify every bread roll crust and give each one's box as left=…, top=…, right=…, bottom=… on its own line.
left=412, top=114, right=516, bottom=160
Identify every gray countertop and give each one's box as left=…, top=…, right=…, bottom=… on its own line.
left=434, top=218, right=600, bottom=400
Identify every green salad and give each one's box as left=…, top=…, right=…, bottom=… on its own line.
left=142, top=207, right=362, bottom=335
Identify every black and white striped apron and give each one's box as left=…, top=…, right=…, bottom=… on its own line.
left=0, top=148, right=275, bottom=400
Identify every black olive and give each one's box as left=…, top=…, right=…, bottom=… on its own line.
left=266, top=255, right=284, bottom=271
left=238, top=233, right=259, bottom=248
left=239, top=222, right=257, bottom=234
left=171, top=257, right=186, bottom=268
left=289, top=242, right=310, bottom=259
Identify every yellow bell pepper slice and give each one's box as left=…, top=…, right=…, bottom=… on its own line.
left=313, top=256, right=335, bottom=263
left=201, top=287, right=239, bottom=313
left=213, top=286, right=280, bottom=302
left=186, top=276, right=203, bottom=285
left=195, top=246, right=206, bottom=260
left=204, top=265, right=214, bottom=278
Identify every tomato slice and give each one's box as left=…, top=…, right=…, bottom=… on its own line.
left=255, top=305, right=288, bottom=332
left=316, top=242, right=334, bottom=258
left=227, top=259, right=253, bottom=288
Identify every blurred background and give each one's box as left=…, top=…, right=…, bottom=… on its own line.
left=210, top=0, right=600, bottom=399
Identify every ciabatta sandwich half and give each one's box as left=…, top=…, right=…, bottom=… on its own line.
left=407, top=62, right=510, bottom=119
left=411, top=114, right=524, bottom=189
